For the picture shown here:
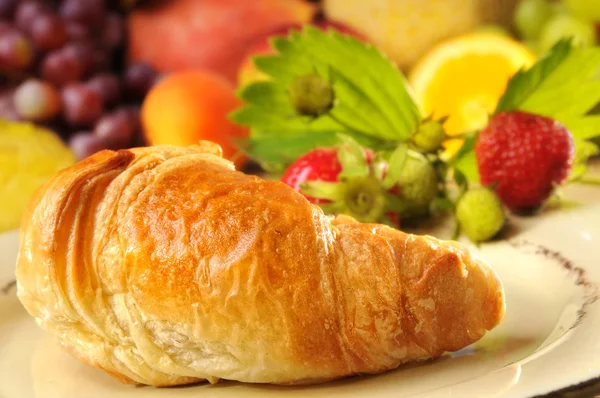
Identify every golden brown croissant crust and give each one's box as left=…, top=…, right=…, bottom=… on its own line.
left=16, top=142, right=504, bottom=386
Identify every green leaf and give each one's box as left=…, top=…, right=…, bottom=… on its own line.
left=562, top=115, right=600, bottom=140
left=243, top=130, right=384, bottom=173
left=567, top=163, right=588, bottom=182
left=496, top=39, right=573, bottom=114
left=230, top=104, right=341, bottom=137
left=448, top=131, right=479, bottom=163
left=446, top=131, right=480, bottom=184
left=517, top=48, right=600, bottom=121
left=382, top=144, right=408, bottom=189
left=337, top=134, right=369, bottom=178
left=236, top=81, right=291, bottom=111
left=574, top=139, right=599, bottom=164
left=453, top=169, right=469, bottom=194
left=300, top=181, right=345, bottom=201
left=453, top=151, right=480, bottom=184
left=233, top=25, right=421, bottom=170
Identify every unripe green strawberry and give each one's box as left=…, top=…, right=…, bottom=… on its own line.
left=289, top=73, right=334, bottom=117
left=396, top=152, right=438, bottom=217
left=412, top=119, right=446, bottom=152
left=456, top=187, right=505, bottom=242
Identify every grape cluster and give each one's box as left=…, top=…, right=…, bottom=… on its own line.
left=514, top=0, right=599, bottom=54
left=0, top=0, right=158, bottom=159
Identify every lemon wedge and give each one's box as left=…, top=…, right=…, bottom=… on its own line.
left=0, top=120, right=75, bottom=232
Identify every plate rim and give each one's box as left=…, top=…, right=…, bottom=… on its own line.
left=2, top=203, right=600, bottom=397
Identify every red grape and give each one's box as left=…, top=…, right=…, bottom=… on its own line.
left=63, top=41, right=96, bottom=73
left=86, top=73, right=120, bottom=106
left=90, top=46, right=110, bottom=73
left=122, top=62, right=157, bottom=99
left=29, top=12, right=68, bottom=51
left=101, top=12, right=124, bottom=50
left=65, top=21, right=90, bottom=41
left=41, top=49, right=84, bottom=86
left=61, top=83, right=103, bottom=126
left=0, top=87, right=20, bottom=121
left=0, top=21, right=13, bottom=35
left=94, top=109, right=136, bottom=148
left=69, top=131, right=107, bottom=160
left=14, top=1, right=48, bottom=32
left=3, top=0, right=149, bottom=149
left=59, top=0, right=104, bottom=28
left=0, top=0, right=17, bottom=20
left=124, top=106, right=141, bottom=131
left=13, top=79, right=61, bottom=121
left=0, top=30, right=33, bottom=71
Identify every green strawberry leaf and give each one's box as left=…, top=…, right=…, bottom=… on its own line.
left=449, top=131, right=481, bottom=184
left=231, top=26, right=421, bottom=171
left=495, top=39, right=573, bottom=114
left=453, top=151, right=480, bottom=185
left=453, top=168, right=469, bottom=194
left=568, top=163, right=588, bottom=182
left=382, top=143, right=408, bottom=189
left=573, top=139, right=599, bottom=167
left=564, top=115, right=600, bottom=140
left=300, top=181, right=345, bottom=201
left=337, top=134, right=369, bottom=178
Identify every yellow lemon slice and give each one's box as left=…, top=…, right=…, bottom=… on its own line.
left=409, top=33, right=536, bottom=143
left=0, top=120, right=75, bottom=232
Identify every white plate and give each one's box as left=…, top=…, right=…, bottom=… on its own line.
left=2, top=183, right=600, bottom=398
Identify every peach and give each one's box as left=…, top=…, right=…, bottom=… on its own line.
left=141, top=69, right=249, bottom=169
left=127, top=0, right=316, bottom=84
left=237, top=20, right=368, bottom=87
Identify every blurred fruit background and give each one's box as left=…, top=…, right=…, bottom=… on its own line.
left=1, top=0, right=600, bottom=232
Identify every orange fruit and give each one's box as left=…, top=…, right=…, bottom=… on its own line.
left=408, top=33, right=536, bottom=144
left=142, top=70, right=249, bottom=168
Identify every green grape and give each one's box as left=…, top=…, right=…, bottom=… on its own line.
left=539, top=14, right=597, bottom=54
left=13, top=79, right=61, bottom=122
left=563, top=0, right=600, bottom=23
left=514, top=0, right=553, bottom=40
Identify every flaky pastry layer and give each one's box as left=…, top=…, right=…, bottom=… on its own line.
left=16, top=142, right=504, bottom=386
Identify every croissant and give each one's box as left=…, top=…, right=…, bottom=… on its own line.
left=16, top=142, right=504, bottom=387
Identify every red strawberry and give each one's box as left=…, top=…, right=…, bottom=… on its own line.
left=281, top=145, right=402, bottom=227
left=475, top=111, right=575, bottom=212
left=281, top=148, right=343, bottom=204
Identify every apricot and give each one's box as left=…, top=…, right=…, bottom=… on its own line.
left=141, top=70, right=248, bottom=169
